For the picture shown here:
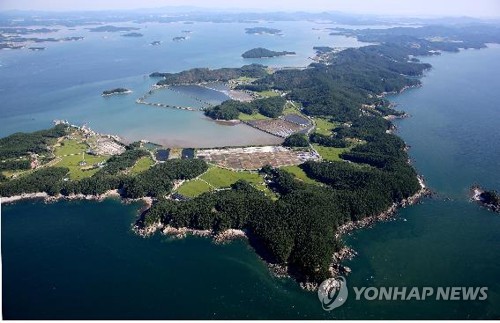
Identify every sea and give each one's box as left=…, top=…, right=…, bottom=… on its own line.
left=1, top=20, right=499, bottom=319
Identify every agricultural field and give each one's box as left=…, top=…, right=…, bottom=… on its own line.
left=129, top=156, right=155, bottom=175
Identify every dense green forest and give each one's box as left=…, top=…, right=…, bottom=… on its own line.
left=204, top=96, right=286, bottom=120
left=151, top=64, right=267, bottom=86
left=0, top=124, right=67, bottom=159
left=283, top=133, right=309, bottom=147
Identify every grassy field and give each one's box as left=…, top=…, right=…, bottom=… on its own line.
left=55, top=139, right=87, bottom=156
left=313, top=117, right=338, bottom=136
left=257, top=90, right=280, bottom=98
left=238, top=112, right=270, bottom=121
left=313, top=144, right=350, bottom=162
left=281, top=165, right=321, bottom=185
left=176, top=179, right=213, bottom=197
left=175, top=167, right=276, bottom=198
left=53, top=139, right=108, bottom=180
left=129, top=156, right=155, bottom=175
left=201, top=167, right=261, bottom=188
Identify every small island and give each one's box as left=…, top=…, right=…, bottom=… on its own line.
left=242, top=47, right=295, bottom=58
left=150, top=40, right=162, bottom=46
left=173, top=36, right=187, bottom=41
left=29, top=47, right=46, bottom=51
left=101, top=88, right=132, bottom=96
left=122, top=32, right=143, bottom=37
left=471, top=186, right=500, bottom=213
left=87, top=25, right=140, bottom=32
left=245, top=27, right=282, bottom=35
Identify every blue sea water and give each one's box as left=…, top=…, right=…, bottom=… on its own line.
left=0, top=21, right=367, bottom=147
left=1, top=22, right=500, bottom=319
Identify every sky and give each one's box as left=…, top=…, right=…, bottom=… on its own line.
left=1, top=0, right=500, bottom=18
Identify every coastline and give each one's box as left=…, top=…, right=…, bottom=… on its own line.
left=1, top=190, right=152, bottom=210
left=298, top=175, right=431, bottom=291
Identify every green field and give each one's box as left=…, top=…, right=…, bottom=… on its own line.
left=55, top=139, right=87, bottom=156
left=200, top=167, right=261, bottom=187
left=313, top=144, right=350, bottom=162
left=175, top=167, right=276, bottom=198
left=176, top=179, right=213, bottom=197
left=282, top=101, right=304, bottom=116
left=238, top=112, right=270, bottom=121
left=129, top=156, right=155, bottom=175
left=54, top=139, right=108, bottom=180
left=313, top=118, right=338, bottom=136
left=281, top=165, right=321, bottom=185
left=257, top=90, right=280, bottom=98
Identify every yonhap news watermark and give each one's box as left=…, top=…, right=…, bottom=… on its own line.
left=318, top=276, right=488, bottom=311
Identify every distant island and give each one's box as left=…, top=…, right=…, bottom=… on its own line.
left=471, top=186, right=500, bottom=213
left=102, top=88, right=132, bottom=96
left=122, top=32, right=143, bottom=37
left=245, top=27, right=282, bottom=35
left=150, top=41, right=162, bottom=46
left=28, top=47, right=45, bottom=51
left=87, top=25, right=140, bottom=32
left=242, top=47, right=295, bottom=58
left=173, top=36, right=187, bottom=41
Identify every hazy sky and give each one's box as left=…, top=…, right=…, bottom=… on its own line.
left=1, top=0, right=500, bottom=17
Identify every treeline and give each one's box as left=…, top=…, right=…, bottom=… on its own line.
left=96, top=149, right=149, bottom=176
left=309, top=133, right=347, bottom=148
left=204, top=96, right=286, bottom=120
left=0, top=124, right=67, bottom=159
left=0, top=159, right=31, bottom=171
left=0, top=167, right=69, bottom=196
left=151, top=64, right=267, bottom=86
left=0, top=157, right=208, bottom=199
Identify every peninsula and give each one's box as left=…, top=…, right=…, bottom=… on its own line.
left=242, top=47, right=295, bottom=58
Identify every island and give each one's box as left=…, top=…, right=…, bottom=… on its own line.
left=87, top=25, right=140, bottom=32
left=471, top=186, right=500, bottom=213
left=242, top=47, right=295, bottom=58
left=101, top=88, right=132, bottom=96
left=150, top=40, right=162, bottom=46
left=172, top=36, right=187, bottom=41
left=5, top=23, right=500, bottom=291
left=28, top=47, right=45, bottom=51
left=121, top=32, right=143, bottom=37
left=245, top=27, right=282, bottom=35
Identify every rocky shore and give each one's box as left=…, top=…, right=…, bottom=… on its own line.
left=299, top=175, right=432, bottom=291
left=134, top=222, right=248, bottom=244
left=470, top=185, right=500, bottom=213
left=1, top=190, right=152, bottom=210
